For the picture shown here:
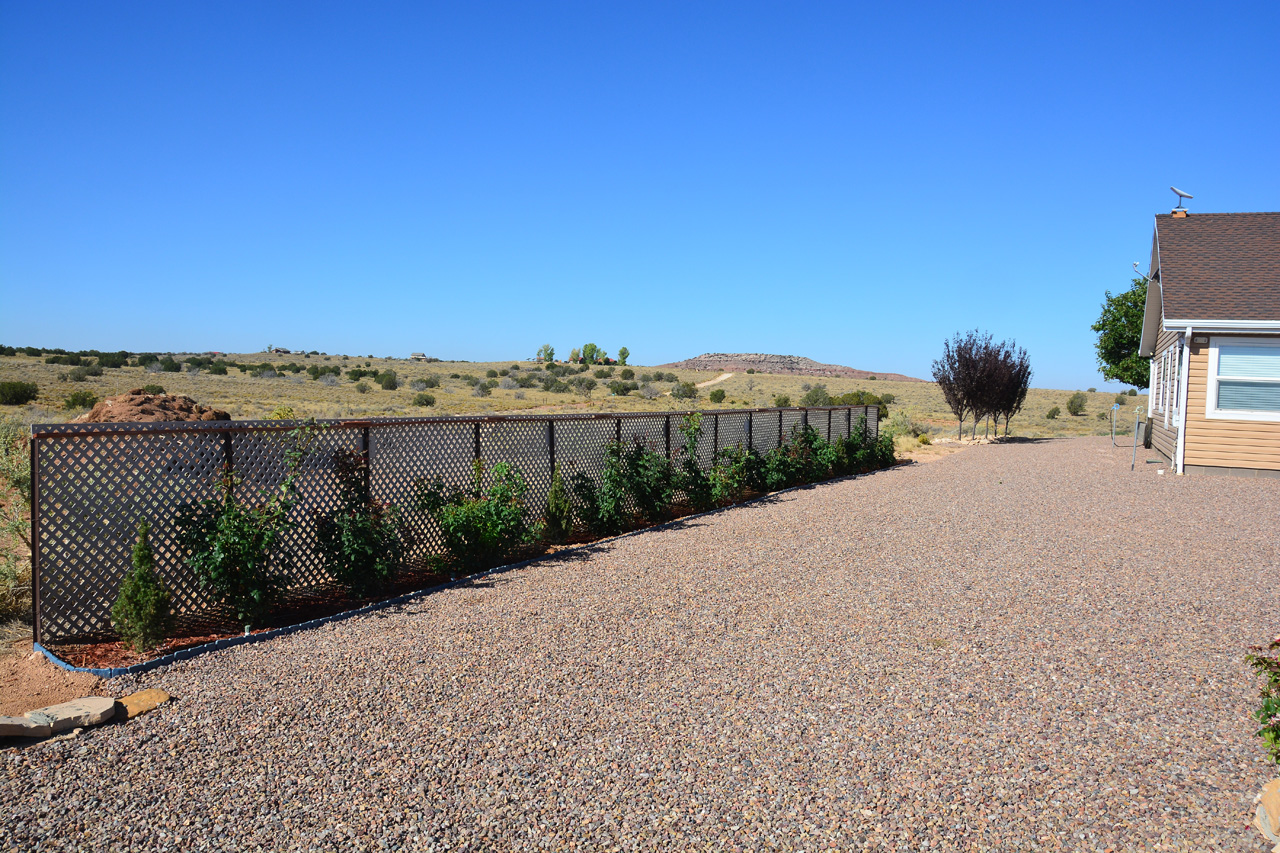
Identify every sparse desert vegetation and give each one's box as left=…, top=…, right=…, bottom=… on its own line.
left=0, top=349, right=1146, bottom=440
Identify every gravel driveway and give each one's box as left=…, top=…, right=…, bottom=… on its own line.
left=4, top=437, right=1278, bottom=851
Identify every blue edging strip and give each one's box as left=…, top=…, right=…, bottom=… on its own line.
left=33, top=464, right=898, bottom=679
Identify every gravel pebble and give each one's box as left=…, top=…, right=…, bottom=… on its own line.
left=4, top=437, right=1278, bottom=851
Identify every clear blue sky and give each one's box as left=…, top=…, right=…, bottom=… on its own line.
left=2, top=2, right=1277, bottom=389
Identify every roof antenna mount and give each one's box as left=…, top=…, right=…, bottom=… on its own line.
left=1170, top=186, right=1193, bottom=209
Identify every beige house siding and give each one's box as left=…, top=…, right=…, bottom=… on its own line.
left=1148, top=326, right=1181, bottom=462
left=1183, top=334, right=1280, bottom=471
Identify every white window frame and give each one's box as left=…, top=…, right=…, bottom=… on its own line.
left=1153, top=344, right=1180, bottom=426
left=1205, top=336, right=1280, bottom=423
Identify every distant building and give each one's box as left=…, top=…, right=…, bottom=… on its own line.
left=410, top=353, right=428, bottom=361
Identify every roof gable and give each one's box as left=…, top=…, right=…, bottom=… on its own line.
left=1155, top=212, right=1280, bottom=322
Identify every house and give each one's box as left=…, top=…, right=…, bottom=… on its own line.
left=1138, top=209, right=1280, bottom=476
left=410, top=353, right=428, bottom=361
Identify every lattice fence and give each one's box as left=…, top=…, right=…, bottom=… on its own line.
left=31, top=406, right=877, bottom=643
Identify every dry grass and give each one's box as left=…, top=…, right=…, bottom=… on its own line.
left=0, top=352, right=1146, bottom=439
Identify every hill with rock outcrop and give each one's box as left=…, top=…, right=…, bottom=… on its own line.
left=657, top=353, right=924, bottom=382
left=73, top=389, right=231, bottom=423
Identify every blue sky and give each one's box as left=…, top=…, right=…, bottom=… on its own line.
left=2, top=2, right=1277, bottom=389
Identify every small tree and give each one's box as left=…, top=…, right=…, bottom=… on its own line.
left=544, top=464, right=573, bottom=543
left=709, top=388, right=726, bottom=403
left=110, top=521, right=173, bottom=651
left=569, top=347, right=581, bottom=363
left=617, top=346, right=630, bottom=365
left=537, top=343, right=555, bottom=363
left=800, top=384, right=831, bottom=407
left=1066, top=392, right=1087, bottom=416
left=1092, top=277, right=1150, bottom=389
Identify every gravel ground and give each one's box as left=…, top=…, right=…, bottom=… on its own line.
left=4, top=437, right=1278, bottom=852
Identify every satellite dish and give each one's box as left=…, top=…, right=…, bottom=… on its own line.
left=1171, top=186, right=1193, bottom=208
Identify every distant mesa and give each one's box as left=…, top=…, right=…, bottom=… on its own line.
left=658, top=353, right=924, bottom=382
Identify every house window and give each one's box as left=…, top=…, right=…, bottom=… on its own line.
left=1205, top=337, right=1280, bottom=422
left=1153, top=344, right=1180, bottom=423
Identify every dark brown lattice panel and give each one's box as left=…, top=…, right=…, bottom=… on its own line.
left=31, top=406, right=877, bottom=642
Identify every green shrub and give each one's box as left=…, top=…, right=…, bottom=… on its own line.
left=472, top=383, right=492, bottom=397
left=486, top=369, right=499, bottom=378
left=543, top=464, right=573, bottom=544
left=417, top=460, right=537, bottom=572
left=0, top=382, right=38, bottom=406
left=1046, top=406, right=1060, bottom=419
left=64, top=390, right=98, bottom=410
left=764, top=425, right=836, bottom=490
left=1245, top=636, right=1280, bottom=765
left=620, top=368, right=635, bottom=381
left=1115, top=394, right=1128, bottom=405
left=800, top=384, right=830, bottom=407
left=880, top=393, right=895, bottom=404
left=412, top=392, right=436, bottom=407
left=772, top=394, right=791, bottom=408
left=1096, top=412, right=1108, bottom=420
left=45, top=354, right=83, bottom=366
left=97, top=352, right=129, bottom=369
left=1066, top=392, right=1087, bottom=416
left=675, top=413, right=713, bottom=512
left=209, top=363, right=228, bottom=375
left=1087, top=387, right=1097, bottom=393
left=142, top=384, right=166, bottom=395
left=709, top=389, right=726, bottom=404
left=67, top=365, right=103, bottom=382
left=671, top=381, right=698, bottom=400
left=594, top=367, right=613, bottom=379
left=421, top=375, right=440, bottom=388
left=160, top=357, right=182, bottom=373
left=1128, top=388, right=1138, bottom=396
left=110, top=522, right=173, bottom=652
left=376, top=370, right=399, bottom=390
left=317, top=450, right=405, bottom=598
left=267, top=406, right=295, bottom=420
left=710, top=443, right=766, bottom=505
left=355, top=381, right=370, bottom=394
left=176, top=428, right=310, bottom=627
left=570, top=468, right=628, bottom=537
left=746, top=368, right=756, bottom=374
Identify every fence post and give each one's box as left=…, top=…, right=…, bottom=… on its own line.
left=847, top=407, right=852, bottom=438
left=222, top=430, right=235, bottom=497
left=826, top=409, right=831, bottom=443
left=615, top=417, right=622, bottom=445
left=802, top=408, right=809, bottom=432
left=29, top=431, right=41, bottom=645
left=548, top=420, right=556, bottom=478
left=664, top=415, right=671, bottom=458
left=473, top=421, right=481, bottom=462
left=779, top=409, right=784, bottom=447
left=713, top=413, right=719, bottom=455
left=361, top=426, right=372, bottom=497
left=747, top=412, right=753, bottom=451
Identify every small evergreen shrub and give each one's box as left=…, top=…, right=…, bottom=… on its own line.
left=142, top=384, right=166, bottom=395
left=473, top=383, right=492, bottom=397
left=110, top=522, right=173, bottom=652
left=620, top=368, right=634, bottom=381
left=746, top=368, right=756, bottom=374
left=710, top=444, right=766, bottom=505
left=64, top=391, right=98, bottom=410
left=356, top=381, right=370, bottom=394
left=1128, top=389, right=1138, bottom=396
left=486, top=369, right=499, bottom=378
left=639, top=373, right=653, bottom=383
left=318, top=450, right=405, bottom=598
left=709, top=389, right=726, bottom=403
left=267, top=406, right=295, bottom=420
left=0, top=382, right=38, bottom=405
left=800, top=384, right=830, bottom=407
left=671, top=381, right=698, bottom=400
left=1066, top=392, right=1087, bottom=416
left=772, top=394, right=791, bottom=408
left=1087, top=387, right=1097, bottom=393
left=544, top=464, right=573, bottom=544
left=675, top=413, right=713, bottom=512
left=417, top=460, right=537, bottom=571
left=880, top=393, right=895, bottom=404
left=68, top=365, right=103, bottom=382
left=1046, top=406, right=1060, bottom=419
left=412, top=392, right=436, bottom=407
left=422, top=375, right=440, bottom=388
left=376, top=370, right=399, bottom=390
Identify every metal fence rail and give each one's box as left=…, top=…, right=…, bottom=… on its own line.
left=30, top=405, right=878, bottom=643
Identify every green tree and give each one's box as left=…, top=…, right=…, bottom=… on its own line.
left=569, top=347, right=581, bottom=363
left=111, top=522, right=173, bottom=651
left=537, top=343, right=555, bottom=362
left=1091, top=277, right=1150, bottom=389
left=617, top=346, right=630, bottom=365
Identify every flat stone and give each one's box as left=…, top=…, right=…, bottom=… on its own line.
left=0, top=716, right=52, bottom=738
left=1254, top=778, right=1280, bottom=849
left=25, top=696, right=117, bottom=734
left=115, top=689, right=171, bottom=720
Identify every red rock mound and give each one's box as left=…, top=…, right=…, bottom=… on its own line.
left=73, top=389, right=231, bottom=423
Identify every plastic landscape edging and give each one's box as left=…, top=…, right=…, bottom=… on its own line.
left=33, top=463, right=898, bottom=679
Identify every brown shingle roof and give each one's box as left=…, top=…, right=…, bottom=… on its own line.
left=1156, top=212, right=1280, bottom=321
